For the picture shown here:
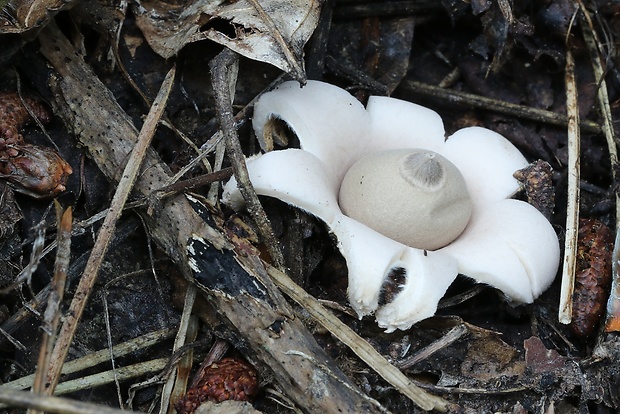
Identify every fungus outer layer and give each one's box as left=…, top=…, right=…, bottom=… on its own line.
left=222, top=80, right=561, bottom=332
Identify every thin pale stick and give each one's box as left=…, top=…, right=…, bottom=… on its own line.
left=396, top=324, right=468, bottom=369
left=402, top=80, right=601, bottom=134
left=30, top=204, right=72, bottom=413
left=159, top=285, right=197, bottom=414
left=0, top=388, right=131, bottom=414
left=579, top=8, right=619, bottom=220
left=2, top=329, right=174, bottom=392
left=167, top=315, right=199, bottom=414
left=558, top=49, right=580, bottom=324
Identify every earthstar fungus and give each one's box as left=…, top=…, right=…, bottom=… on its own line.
left=223, top=81, right=560, bottom=332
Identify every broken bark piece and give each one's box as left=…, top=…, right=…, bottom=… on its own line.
left=570, top=218, right=613, bottom=338
left=513, top=160, right=555, bottom=220
left=37, top=22, right=388, bottom=414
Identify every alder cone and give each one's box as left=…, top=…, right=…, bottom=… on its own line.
left=175, top=358, right=258, bottom=414
left=0, top=92, right=51, bottom=143
left=570, top=218, right=613, bottom=338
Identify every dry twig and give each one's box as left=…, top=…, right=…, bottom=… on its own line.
left=30, top=204, right=72, bottom=414
left=160, top=289, right=198, bottom=414
left=1, top=329, right=175, bottom=392
left=558, top=49, right=581, bottom=324
left=396, top=324, right=468, bottom=369
left=0, top=389, right=131, bottom=414
left=209, top=48, right=285, bottom=270
left=402, top=80, right=601, bottom=134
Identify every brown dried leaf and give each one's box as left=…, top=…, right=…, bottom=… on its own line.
left=0, top=0, right=76, bottom=34
left=133, top=0, right=321, bottom=81
left=524, top=336, right=566, bottom=374
left=460, top=335, right=525, bottom=381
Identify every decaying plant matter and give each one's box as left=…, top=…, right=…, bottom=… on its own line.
left=571, top=218, right=613, bottom=338
left=0, top=92, right=72, bottom=197
left=1, top=1, right=620, bottom=414
left=174, top=357, right=258, bottom=414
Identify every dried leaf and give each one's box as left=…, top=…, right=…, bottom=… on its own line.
left=460, top=335, right=525, bottom=381
left=133, top=0, right=321, bottom=81
left=524, top=336, right=567, bottom=374
left=0, top=0, right=76, bottom=33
